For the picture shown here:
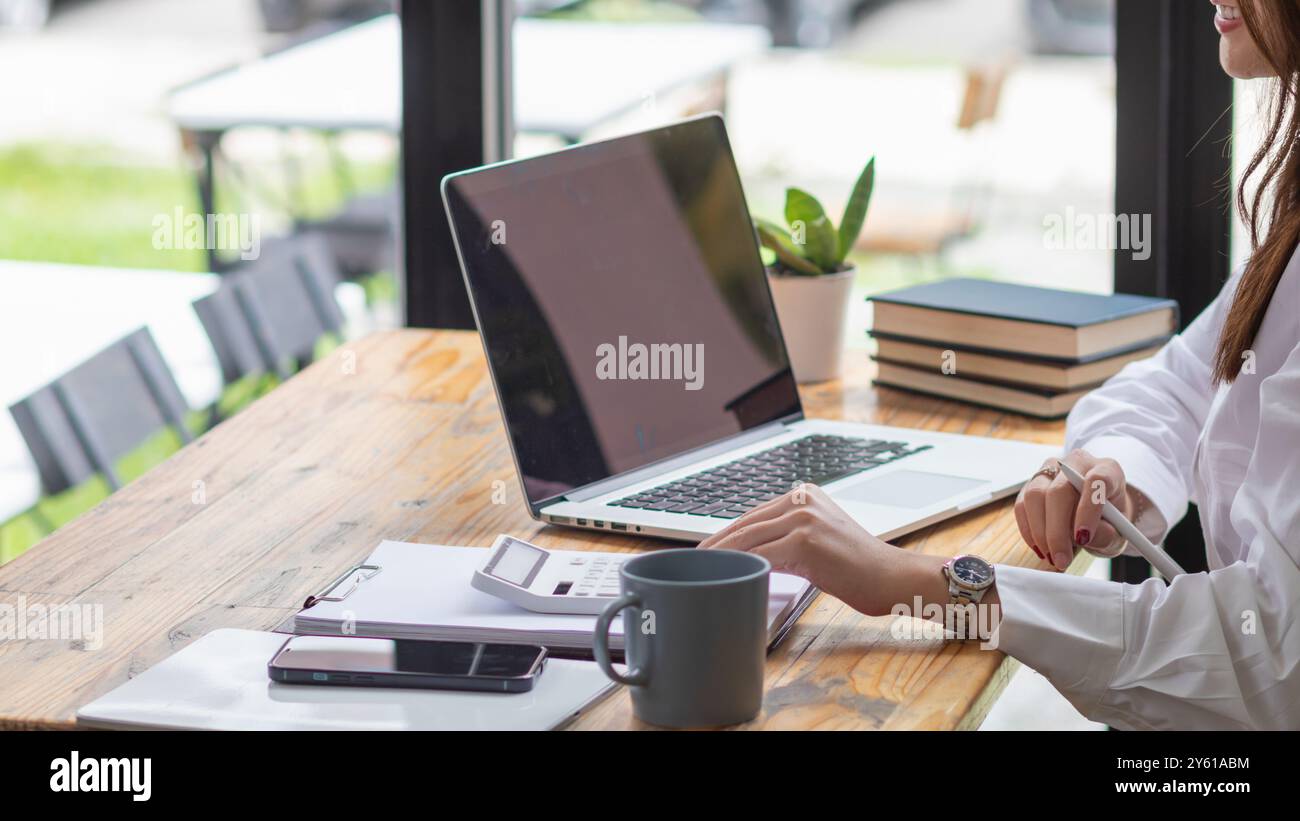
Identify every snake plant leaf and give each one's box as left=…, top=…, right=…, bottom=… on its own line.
left=838, top=157, right=875, bottom=262
left=783, top=188, right=840, bottom=273
left=755, top=220, right=822, bottom=275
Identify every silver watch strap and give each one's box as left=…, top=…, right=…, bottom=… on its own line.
left=947, top=576, right=982, bottom=638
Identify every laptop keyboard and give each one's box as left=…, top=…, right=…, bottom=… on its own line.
left=609, top=434, right=931, bottom=519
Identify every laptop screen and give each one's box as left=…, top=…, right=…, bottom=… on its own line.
left=443, top=116, right=801, bottom=509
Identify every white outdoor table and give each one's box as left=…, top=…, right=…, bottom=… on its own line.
left=167, top=14, right=768, bottom=239
left=167, top=15, right=770, bottom=138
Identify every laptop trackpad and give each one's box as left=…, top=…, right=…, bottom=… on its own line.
left=837, top=470, right=988, bottom=510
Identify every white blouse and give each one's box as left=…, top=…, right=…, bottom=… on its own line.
left=991, top=253, right=1300, bottom=730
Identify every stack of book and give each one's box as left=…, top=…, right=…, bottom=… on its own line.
left=867, top=278, right=1178, bottom=419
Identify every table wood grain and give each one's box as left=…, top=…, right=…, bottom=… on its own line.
left=0, top=330, right=1065, bottom=730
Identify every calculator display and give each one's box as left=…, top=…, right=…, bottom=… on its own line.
left=486, top=538, right=547, bottom=586
left=471, top=535, right=629, bottom=614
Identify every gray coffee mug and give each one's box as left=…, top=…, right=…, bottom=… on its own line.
left=592, top=548, right=769, bottom=728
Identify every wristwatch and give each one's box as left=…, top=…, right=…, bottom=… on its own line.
left=942, top=554, right=995, bottom=606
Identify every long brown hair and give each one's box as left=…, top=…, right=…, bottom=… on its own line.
left=1219, top=0, right=1300, bottom=383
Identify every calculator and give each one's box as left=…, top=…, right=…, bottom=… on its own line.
left=471, top=535, right=627, bottom=615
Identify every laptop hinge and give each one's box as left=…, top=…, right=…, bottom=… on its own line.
left=562, top=418, right=797, bottom=504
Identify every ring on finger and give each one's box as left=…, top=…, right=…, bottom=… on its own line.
left=1032, top=463, right=1060, bottom=482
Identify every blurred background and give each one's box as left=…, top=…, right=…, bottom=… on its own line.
left=0, top=0, right=1240, bottom=729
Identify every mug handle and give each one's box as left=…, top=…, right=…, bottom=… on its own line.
left=593, top=593, right=650, bottom=687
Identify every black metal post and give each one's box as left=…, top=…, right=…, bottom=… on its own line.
left=1112, top=0, right=1233, bottom=580
left=400, top=0, right=505, bottom=329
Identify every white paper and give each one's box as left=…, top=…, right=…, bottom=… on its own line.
left=295, top=542, right=811, bottom=647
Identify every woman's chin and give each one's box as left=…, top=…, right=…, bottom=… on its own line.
left=1221, top=37, right=1273, bottom=79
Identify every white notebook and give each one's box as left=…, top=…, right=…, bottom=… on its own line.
left=293, top=541, right=816, bottom=652
left=76, top=629, right=616, bottom=731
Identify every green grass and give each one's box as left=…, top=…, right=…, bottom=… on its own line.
left=0, top=139, right=398, bottom=272
left=0, top=143, right=208, bottom=271
left=540, top=0, right=701, bottom=22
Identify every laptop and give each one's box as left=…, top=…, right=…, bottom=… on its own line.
left=442, top=114, right=1058, bottom=542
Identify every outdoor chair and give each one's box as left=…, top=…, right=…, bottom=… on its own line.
left=8, top=327, right=192, bottom=495
left=194, top=231, right=345, bottom=387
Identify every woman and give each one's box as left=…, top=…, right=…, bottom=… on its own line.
left=701, top=0, right=1300, bottom=730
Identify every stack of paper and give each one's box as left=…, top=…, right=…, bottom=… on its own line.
left=294, top=541, right=816, bottom=653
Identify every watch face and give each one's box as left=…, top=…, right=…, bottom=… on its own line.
left=951, top=555, right=994, bottom=589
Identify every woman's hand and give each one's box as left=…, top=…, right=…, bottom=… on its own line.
left=697, top=484, right=948, bottom=617
left=1015, top=449, right=1132, bottom=571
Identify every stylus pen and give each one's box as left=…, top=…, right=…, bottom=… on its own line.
left=1056, top=461, right=1187, bottom=580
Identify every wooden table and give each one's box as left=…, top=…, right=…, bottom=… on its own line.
left=0, top=330, right=1065, bottom=730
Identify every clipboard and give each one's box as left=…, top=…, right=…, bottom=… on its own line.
left=288, top=542, right=815, bottom=663
left=302, top=562, right=382, bottom=609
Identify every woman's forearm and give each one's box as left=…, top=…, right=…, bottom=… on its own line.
left=837, top=549, right=1001, bottom=629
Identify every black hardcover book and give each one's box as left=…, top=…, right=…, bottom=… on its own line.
left=868, top=278, right=1179, bottom=361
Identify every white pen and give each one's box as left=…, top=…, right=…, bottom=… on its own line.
left=1056, top=461, right=1187, bottom=580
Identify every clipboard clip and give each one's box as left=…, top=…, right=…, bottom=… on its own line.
left=302, top=563, right=382, bottom=609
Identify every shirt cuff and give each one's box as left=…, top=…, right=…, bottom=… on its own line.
left=1071, top=434, right=1185, bottom=544
left=990, top=565, right=1127, bottom=718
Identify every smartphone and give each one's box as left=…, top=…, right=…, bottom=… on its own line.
left=267, top=635, right=547, bottom=693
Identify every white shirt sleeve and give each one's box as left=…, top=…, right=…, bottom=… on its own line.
left=995, top=339, right=1300, bottom=728
left=1062, top=277, right=1233, bottom=544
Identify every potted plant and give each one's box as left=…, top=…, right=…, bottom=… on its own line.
left=755, top=157, right=874, bottom=383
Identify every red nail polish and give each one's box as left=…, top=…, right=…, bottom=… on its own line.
left=1076, top=529, right=1091, bottom=546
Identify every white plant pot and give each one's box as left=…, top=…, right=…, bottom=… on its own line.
left=767, top=267, right=856, bottom=384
